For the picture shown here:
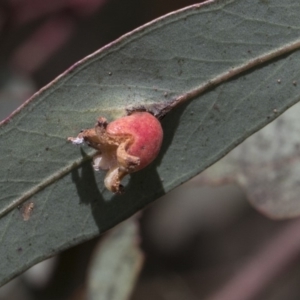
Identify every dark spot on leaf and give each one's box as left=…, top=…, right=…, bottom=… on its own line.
left=213, top=104, right=220, bottom=112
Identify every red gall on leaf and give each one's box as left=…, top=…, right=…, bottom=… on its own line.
left=68, top=112, right=163, bottom=193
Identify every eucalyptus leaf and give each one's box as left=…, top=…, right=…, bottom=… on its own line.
left=1, top=0, right=300, bottom=286
left=88, top=218, right=143, bottom=300
left=195, top=102, right=300, bottom=219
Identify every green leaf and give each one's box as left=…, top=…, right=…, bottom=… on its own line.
left=196, top=102, right=300, bottom=219
left=1, top=0, right=300, bottom=286
left=87, top=218, right=143, bottom=300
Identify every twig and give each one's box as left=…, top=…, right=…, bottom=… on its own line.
left=205, top=218, right=300, bottom=300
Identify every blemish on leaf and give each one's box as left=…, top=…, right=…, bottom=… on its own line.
left=213, top=104, right=220, bottom=112
left=21, top=202, right=35, bottom=221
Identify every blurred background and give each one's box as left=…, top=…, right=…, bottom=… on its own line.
left=1, top=0, right=300, bottom=299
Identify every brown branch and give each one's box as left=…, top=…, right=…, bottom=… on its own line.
left=205, top=218, right=300, bottom=300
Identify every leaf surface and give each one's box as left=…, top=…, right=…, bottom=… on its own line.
left=1, top=0, right=300, bottom=285
left=196, top=102, right=300, bottom=219
left=87, top=218, right=143, bottom=300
